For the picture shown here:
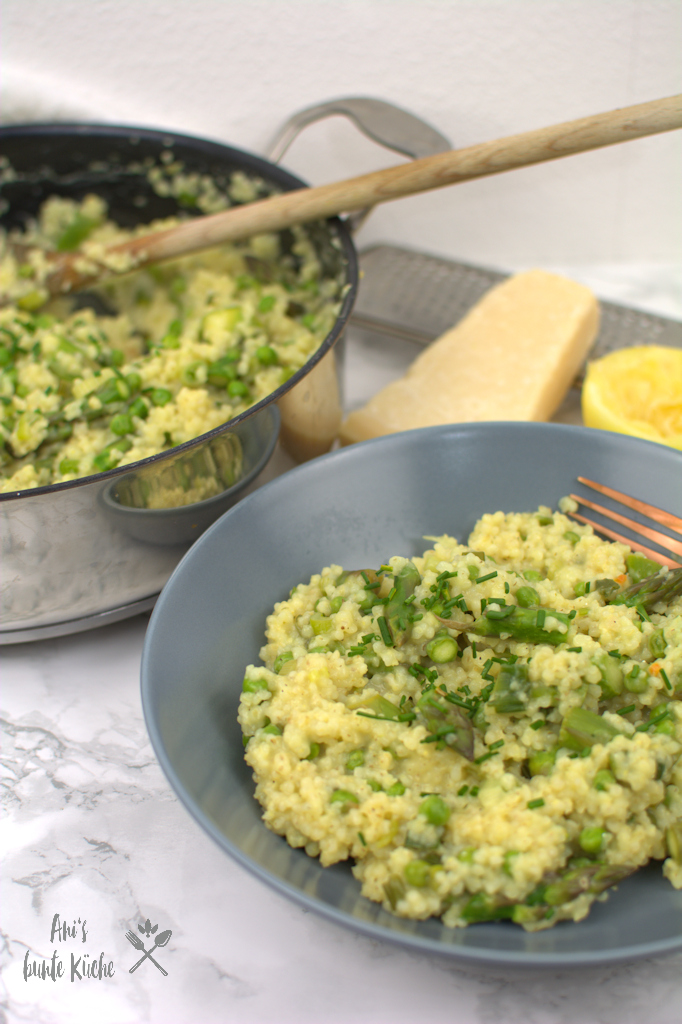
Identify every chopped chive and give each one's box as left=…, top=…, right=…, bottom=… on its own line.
left=474, top=750, right=499, bottom=764
left=527, top=798, right=545, bottom=809
left=356, top=710, right=416, bottom=722
left=358, top=831, right=367, bottom=846
left=488, top=740, right=505, bottom=751
left=469, top=786, right=479, bottom=797
left=457, top=785, right=469, bottom=796
left=636, top=708, right=669, bottom=732
left=567, top=646, right=582, bottom=653
left=660, top=669, right=672, bottom=691
left=377, top=616, right=393, bottom=647
left=361, top=571, right=370, bottom=585
left=471, top=642, right=477, bottom=658
left=476, top=571, right=498, bottom=584
left=616, top=704, right=636, bottom=716
left=379, top=564, right=392, bottom=573
left=529, top=719, right=544, bottom=730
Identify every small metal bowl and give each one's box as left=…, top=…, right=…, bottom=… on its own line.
left=0, top=123, right=358, bottom=643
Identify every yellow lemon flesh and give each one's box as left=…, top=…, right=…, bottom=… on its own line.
left=582, top=345, right=682, bottom=450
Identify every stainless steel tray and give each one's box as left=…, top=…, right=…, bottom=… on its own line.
left=345, top=245, right=682, bottom=422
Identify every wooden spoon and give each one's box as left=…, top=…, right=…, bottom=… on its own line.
left=16, top=94, right=682, bottom=300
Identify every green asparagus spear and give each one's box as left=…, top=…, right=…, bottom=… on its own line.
left=470, top=604, right=572, bottom=645
left=610, top=566, right=682, bottom=613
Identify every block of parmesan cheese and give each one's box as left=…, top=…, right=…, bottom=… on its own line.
left=339, top=269, right=599, bottom=445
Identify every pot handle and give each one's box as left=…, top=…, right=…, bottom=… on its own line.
left=265, top=97, right=451, bottom=231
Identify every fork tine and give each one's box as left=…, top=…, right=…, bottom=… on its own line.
left=569, top=511, right=679, bottom=567
left=577, top=477, right=682, bottom=532
left=569, top=494, right=682, bottom=558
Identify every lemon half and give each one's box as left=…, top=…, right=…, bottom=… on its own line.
left=582, top=345, right=682, bottom=450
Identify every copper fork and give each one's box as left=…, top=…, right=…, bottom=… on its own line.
left=569, top=478, right=682, bottom=568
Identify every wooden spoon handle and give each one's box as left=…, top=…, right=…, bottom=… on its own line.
left=50, top=94, right=682, bottom=294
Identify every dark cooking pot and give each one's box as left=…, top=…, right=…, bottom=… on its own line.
left=0, top=123, right=358, bottom=642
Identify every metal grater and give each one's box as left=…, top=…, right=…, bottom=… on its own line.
left=343, top=245, right=682, bottom=422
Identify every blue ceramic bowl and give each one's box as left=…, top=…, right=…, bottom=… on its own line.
left=141, top=422, right=682, bottom=967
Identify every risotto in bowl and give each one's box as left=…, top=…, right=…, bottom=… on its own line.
left=141, top=421, right=682, bottom=967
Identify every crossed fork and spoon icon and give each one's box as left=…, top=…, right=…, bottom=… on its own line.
left=125, top=928, right=172, bottom=975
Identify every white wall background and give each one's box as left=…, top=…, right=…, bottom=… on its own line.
left=1, top=0, right=681, bottom=274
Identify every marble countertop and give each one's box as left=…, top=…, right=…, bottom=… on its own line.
left=2, top=265, right=681, bottom=1024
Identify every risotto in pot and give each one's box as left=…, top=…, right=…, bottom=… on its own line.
left=0, top=184, right=343, bottom=493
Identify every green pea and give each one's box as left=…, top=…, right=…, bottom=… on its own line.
left=258, top=295, right=276, bottom=313
left=345, top=749, right=365, bottom=771
left=242, top=677, right=269, bottom=693
left=58, top=458, right=79, bottom=475
left=256, top=345, right=278, bottom=365
left=516, top=586, right=540, bottom=607
left=419, top=794, right=450, bottom=826
left=523, top=570, right=542, bottom=582
left=404, top=859, right=431, bottom=887
left=125, top=372, right=143, bottom=393
left=305, top=742, right=320, bottom=760
left=563, top=531, right=580, bottom=545
left=330, top=596, right=343, bottom=614
left=228, top=380, right=250, bottom=398
left=261, top=723, right=281, bottom=736
left=150, top=388, right=172, bottom=407
left=128, top=397, right=149, bottom=420
left=110, top=413, right=133, bottom=436
left=93, top=451, right=118, bottom=473
left=367, top=779, right=383, bottom=792
left=386, top=781, right=406, bottom=796
left=330, top=789, right=359, bottom=808
left=579, top=826, right=606, bottom=855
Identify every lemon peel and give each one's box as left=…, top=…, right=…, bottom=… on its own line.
left=581, top=345, right=682, bottom=450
